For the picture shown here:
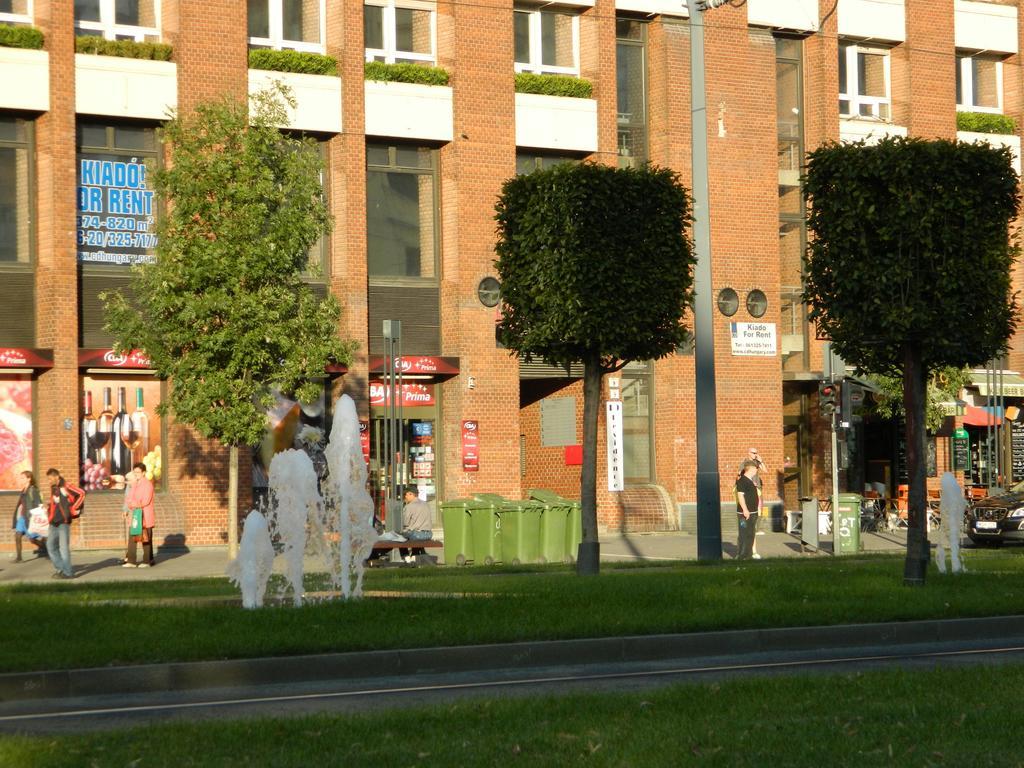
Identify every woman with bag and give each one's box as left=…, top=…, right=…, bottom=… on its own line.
left=10, top=471, right=44, bottom=562
left=124, top=462, right=155, bottom=568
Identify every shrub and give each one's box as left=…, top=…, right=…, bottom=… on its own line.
left=75, top=36, right=172, bottom=61
left=956, top=111, right=1017, bottom=135
left=248, top=49, right=338, bottom=76
left=363, top=61, right=449, bottom=86
left=514, top=73, right=592, bottom=99
left=0, top=24, right=44, bottom=50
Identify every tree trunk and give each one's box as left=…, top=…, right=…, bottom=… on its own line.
left=902, top=344, right=929, bottom=586
left=577, top=353, right=602, bottom=575
left=228, top=443, right=239, bottom=560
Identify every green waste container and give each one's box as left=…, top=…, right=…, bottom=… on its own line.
left=834, top=493, right=862, bottom=555
left=535, top=501, right=571, bottom=564
left=440, top=499, right=483, bottom=566
left=530, top=489, right=581, bottom=564
left=498, top=500, right=543, bottom=565
left=467, top=497, right=502, bottom=565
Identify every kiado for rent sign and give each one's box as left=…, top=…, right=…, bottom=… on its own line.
left=730, top=322, right=777, bottom=357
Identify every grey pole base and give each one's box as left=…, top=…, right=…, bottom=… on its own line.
left=576, top=542, right=600, bottom=575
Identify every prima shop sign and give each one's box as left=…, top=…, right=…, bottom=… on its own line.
left=78, top=349, right=153, bottom=369
left=0, top=348, right=54, bottom=369
left=369, top=381, right=435, bottom=407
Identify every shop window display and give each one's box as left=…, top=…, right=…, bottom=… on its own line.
left=80, top=376, right=162, bottom=491
left=0, top=376, right=32, bottom=491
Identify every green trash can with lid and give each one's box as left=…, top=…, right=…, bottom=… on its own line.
left=440, top=499, right=481, bottom=566
left=530, top=489, right=581, bottom=564
left=535, top=500, right=571, bottom=564
left=497, top=499, right=543, bottom=565
left=468, top=495, right=502, bottom=565
left=834, top=493, right=862, bottom=555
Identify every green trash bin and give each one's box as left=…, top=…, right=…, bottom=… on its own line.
left=834, top=493, right=862, bottom=555
left=498, top=500, right=543, bottom=565
left=536, top=501, right=571, bottom=564
left=440, top=499, right=481, bottom=566
left=530, top=489, right=581, bottom=564
left=468, top=497, right=502, bottom=565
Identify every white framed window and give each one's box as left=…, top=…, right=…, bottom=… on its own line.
left=248, top=0, right=325, bottom=53
left=514, top=6, right=579, bottom=76
left=838, top=42, right=891, bottom=121
left=74, top=0, right=160, bottom=42
left=0, top=0, right=32, bottom=26
left=956, top=54, right=1002, bottom=113
left=364, top=0, right=435, bottom=65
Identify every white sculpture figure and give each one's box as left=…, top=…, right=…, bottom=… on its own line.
left=323, top=394, right=378, bottom=599
left=226, top=511, right=276, bottom=608
left=268, top=449, right=320, bottom=606
left=935, top=472, right=967, bottom=575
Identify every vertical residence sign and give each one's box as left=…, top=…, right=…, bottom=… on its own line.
left=606, top=401, right=624, bottom=492
left=77, top=157, right=158, bottom=265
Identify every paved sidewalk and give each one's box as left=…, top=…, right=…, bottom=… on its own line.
left=0, top=528, right=910, bottom=585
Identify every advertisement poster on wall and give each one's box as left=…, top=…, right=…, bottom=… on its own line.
left=0, top=376, right=32, bottom=492
left=80, top=376, right=162, bottom=491
left=76, top=154, right=158, bottom=266
left=252, top=387, right=328, bottom=505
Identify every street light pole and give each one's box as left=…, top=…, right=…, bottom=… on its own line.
left=690, top=0, right=724, bottom=560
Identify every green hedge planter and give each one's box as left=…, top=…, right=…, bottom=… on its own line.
left=514, top=72, right=592, bottom=99
left=75, top=36, right=172, bottom=61
left=956, top=111, right=1017, bottom=136
left=364, top=61, right=449, bottom=86
left=248, top=49, right=338, bottom=76
left=0, top=24, right=44, bottom=50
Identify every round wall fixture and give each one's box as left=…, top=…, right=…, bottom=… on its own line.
left=716, top=287, right=739, bottom=317
left=746, top=289, right=768, bottom=318
left=477, top=276, right=501, bottom=307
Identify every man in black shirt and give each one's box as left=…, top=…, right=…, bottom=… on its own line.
left=735, top=460, right=760, bottom=560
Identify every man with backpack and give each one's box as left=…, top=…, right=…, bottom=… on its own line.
left=45, top=467, right=85, bottom=579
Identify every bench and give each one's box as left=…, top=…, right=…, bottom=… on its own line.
left=369, top=539, right=442, bottom=552
left=367, top=539, right=443, bottom=566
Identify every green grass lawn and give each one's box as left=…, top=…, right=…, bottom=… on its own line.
left=2, top=664, right=1022, bottom=767
left=1, top=550, right=1023, bottom=673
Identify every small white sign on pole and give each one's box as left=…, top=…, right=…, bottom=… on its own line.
left=730, top=322, right=777, bottom=356
left=606, top=400, right=624, bottom=492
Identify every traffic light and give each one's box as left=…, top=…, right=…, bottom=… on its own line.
left=841, top=382, right=865, bottom=424
left=818, top=381, right=838, bottom=418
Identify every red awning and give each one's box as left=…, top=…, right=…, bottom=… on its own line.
left=963, top=405, right=1003, bottom=427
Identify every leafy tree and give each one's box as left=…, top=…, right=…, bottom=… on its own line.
left=868, top=366, right=972, bottom=434
left=803, top=137, right=1018, bottom=586
left=494, top=163, right=695, bottom=574
left=104, top=86, right=355, bottom=558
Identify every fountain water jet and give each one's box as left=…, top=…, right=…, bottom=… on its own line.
left=229, top=393, right=379, bottom=605
left=267, top=449, right=320, bottom=605
left=226, top=510, right=276, bottom=608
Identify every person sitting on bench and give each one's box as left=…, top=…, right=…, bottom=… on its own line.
left=400, top=489, right=433, bottom=563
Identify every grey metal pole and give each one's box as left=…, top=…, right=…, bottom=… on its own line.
left=690, top=4, right=722, bottom=560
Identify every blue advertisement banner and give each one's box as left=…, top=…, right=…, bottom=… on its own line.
left=76, top=156, right=158, bottom=265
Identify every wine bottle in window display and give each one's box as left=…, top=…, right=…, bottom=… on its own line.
left=95, top=387, right=114, bottom=471
left=111, top=386, right=131, bottom=476
left=81, top=391, right=97, bottom=464
left=129, top=386, right=149, bottom=465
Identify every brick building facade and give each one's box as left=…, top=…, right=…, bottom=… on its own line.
left=0, top=0, right=1021, bottom=551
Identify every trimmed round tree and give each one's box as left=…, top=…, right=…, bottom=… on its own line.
left=803, top=136, right=1019, bottom=585
left=495, top=163, right=695, bottom=574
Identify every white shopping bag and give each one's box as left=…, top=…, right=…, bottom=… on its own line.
left=27, top=507, right=48, bottom=538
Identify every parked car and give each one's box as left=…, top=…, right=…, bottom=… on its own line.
left=967, top=481, right=1024, bottom=546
